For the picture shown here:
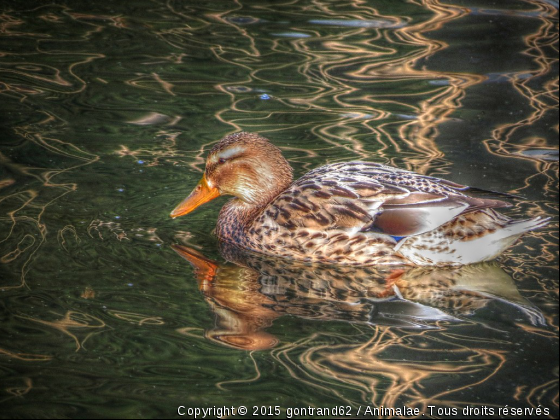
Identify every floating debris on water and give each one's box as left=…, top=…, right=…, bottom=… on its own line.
left=271, top=32, right=312, bottom=38
left=340, top=112, right=375, bottom=119
left=395, top=113, right=419, bottom=120
left=309, top=18, right=405, bottom=29
left=127, top=112, right=176, bottom=126
left=225, top=16, right=264, bottom=25
left=429, top=79, right=450, bottom=86
left=519, top=149, right=559, bottom=162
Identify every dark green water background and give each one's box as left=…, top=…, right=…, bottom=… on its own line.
left=0, top=0, right=558, bottom=418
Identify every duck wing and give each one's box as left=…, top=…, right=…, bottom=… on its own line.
left=260, top=162, right=510, bottom=238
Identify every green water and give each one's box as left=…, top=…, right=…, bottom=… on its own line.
left=0, top=0, right=558, bottom=418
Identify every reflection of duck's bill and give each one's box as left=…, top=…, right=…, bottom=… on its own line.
left=171, top=244, right=218, bottom=285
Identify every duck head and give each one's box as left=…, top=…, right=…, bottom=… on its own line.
left=170, top=132, right=293, bottom=218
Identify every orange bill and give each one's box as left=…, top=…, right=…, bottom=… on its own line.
left=170, top=175, right=220, bottom=218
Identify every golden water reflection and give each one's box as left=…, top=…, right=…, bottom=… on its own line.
left=173, top=243, right=553, bottom=409
left=173, top=243, right=544, bottom=350
left=0, top=0, right=557, bottom=416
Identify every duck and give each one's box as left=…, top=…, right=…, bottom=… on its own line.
left=170, top=132, right=549, bottom=266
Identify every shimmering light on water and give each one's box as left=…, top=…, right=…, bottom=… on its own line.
left=0, top=0, right=558, bottom=418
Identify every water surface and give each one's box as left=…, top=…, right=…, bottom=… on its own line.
left=0, top=0, right=558, bottom=418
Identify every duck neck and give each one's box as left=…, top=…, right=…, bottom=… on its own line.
left=215, top=198, right=267, bottom=244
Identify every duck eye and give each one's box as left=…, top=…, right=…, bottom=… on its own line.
left=218, top=158, right=226, bottom=164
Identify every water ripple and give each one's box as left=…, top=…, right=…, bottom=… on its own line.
left=0, top=0, right=557, bottom=417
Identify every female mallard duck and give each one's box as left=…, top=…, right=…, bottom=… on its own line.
left=171, top=132, right=548, bottom=266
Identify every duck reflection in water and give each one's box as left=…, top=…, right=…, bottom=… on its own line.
left=173, top=243, right=544, bottom=351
